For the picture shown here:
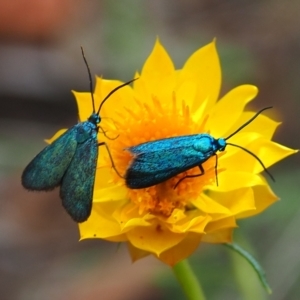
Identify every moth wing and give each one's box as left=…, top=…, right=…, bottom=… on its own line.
left=126, top=144, right=208, bottom=189
left=22, top=127, right=78, bottom=191
left=127, top=135, right=197, bottom=154
left=60, top=138, right=98, bottom=223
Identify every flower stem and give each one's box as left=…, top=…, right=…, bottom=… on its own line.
left=172, top=259, right=206, bottom=300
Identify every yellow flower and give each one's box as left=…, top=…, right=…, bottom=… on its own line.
left=69, top=40, right=296, bottom=265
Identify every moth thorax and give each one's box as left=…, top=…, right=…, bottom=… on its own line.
left=88, top=113, right=101, bottom=124
left=193, top=136, right=214, bottom=153
left=77, top=124, right=95, bottom=143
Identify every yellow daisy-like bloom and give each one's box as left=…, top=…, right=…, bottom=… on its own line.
left=56, top=40, right=296, bottom=265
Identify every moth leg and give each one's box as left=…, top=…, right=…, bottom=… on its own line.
left=174, top=165, right=205, bottom=189
left=98, top=126, right=119, bottom=140
left=98, top=142, right=123, bottom=178
left=214, top=154, right=219, bottom=186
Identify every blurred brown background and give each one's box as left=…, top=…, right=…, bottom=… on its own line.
left=0, top=1, right=299, bottom=299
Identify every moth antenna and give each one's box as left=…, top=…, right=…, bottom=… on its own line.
left=97, top=78, right=138, bottom=115
left=81, top=46, right=96, bottom=113
left=225, top=107, right=273, bottom=141
left=226, top=142, right=275, bottom=181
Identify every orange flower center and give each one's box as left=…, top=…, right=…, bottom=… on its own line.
left=105, top=94, right=217, bottom=218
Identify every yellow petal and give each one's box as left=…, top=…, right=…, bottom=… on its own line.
left=210, top=172, right=266, bottom=192
left=93, top=183, right=127, bottom=203
left=250, top=140, right=297, bottom=171
left=202, top=228, right=234, bottom=244
left=93, top=145, right=125, bottom=192
left=181, top=40, right=221, bottom=112
left=114, top=204, right=154, bottom=232
left=158, top=233, right=202, bottom=266
left=126, top=222, right=186, bottom=256
left=127, top=243, right=151, bottom=262
left=230, top=111, right=280, bottom=139
left=141, top=38, right=175, bottom=83
left=175, top=80, right=198, bottom=109
left=94, top=78, right=136, bottom=120
left=74, top=78, right=136, bottom=125
left=206, top=85, right=258, bottom=137
left=93, top=165, right=126, bottom=201
left=168, top=212, right=212, bottom=234
left=236, top=183, right=278, bottom=218
left=165, top=208, right=188, bottom=224
left=121, top=217, right=153, bottom=232
left=205, top=216, right=237, bottom=232
left=135, top=39, right=176, bottom=105
left=221, top=137, right=298, bottom=174
left=192, top=193, right=232, bottom=216
left=104, top=234, right=128, bottom=242
left=208, top=187, right=256, bottom=216
left=131, top=71, right=152, bottom=104
left=79, top=201, right=125, bottom=239
left=72, top=91, right=94, bottom=122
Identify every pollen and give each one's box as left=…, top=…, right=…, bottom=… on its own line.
left=105, top=94, right=217, bottom=218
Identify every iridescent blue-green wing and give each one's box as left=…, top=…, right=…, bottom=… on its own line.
left=60, top=138, right=98, bottom=223
left=125, top=135, right=215, bottom=189
left=127, top=135, right=198, bottom=154
left=22, top=128, right=78, bottom=191
left=126, top=148, right=200, bottom=188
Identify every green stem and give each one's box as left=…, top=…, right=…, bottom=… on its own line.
left=172, top=259, right=206, bottom=300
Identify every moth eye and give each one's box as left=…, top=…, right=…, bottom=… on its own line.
left=218, top=138, right=226, bottom=151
